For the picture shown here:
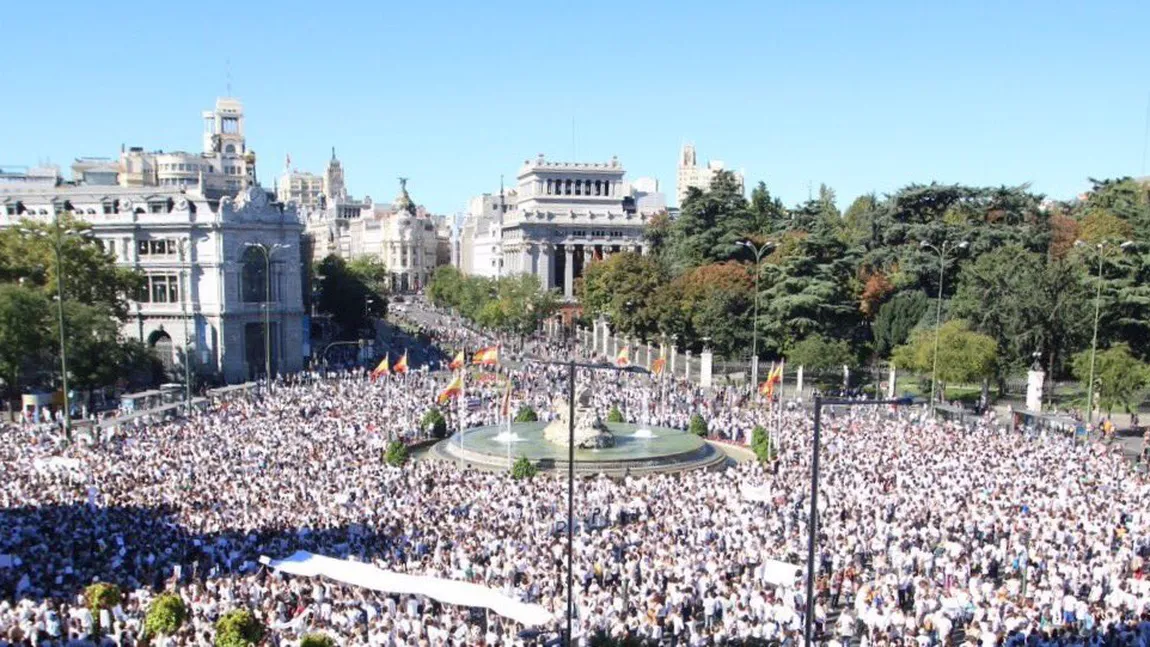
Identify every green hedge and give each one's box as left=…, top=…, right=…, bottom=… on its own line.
left=511, top=456, right=538, bottom=479
left=689, top=413, right=708, bottom=437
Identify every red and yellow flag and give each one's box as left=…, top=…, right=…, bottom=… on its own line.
left=370, top=355, right=390, bottom=381
left=393, top=351, right=409, bottom=375
left=615, top=346, right=630, bottom=367
left=436, top=374, right=464, bottom=404
left=651, top=357, right=666, bottom=375
left=473, top=346, right=499, bottom=366
left=759, top=362, right=783, bottom=397
left=449, top=350, right=465, bottom=370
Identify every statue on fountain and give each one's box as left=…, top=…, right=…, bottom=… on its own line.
left=543, top=387, right=615, bottom=449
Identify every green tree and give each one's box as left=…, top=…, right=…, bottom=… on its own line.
left=786, top=334, right=854, bottom=373
left=1072, top=343, right=1150, bottom=416
left=578, top=252, right=666, bottom=338
left=607, top=405, right=625, bottom=423
left=214, top=609, right=266, bottom=647
left=665, top=171, right=754, bottom=273
left=0, top=284, right=51, bottom=407
left=892, top=320, right=998, bottom=387
left=427, top=265, right=465, bottom=308
left=650, top=262, right=753, bottom=357
left=421, top=408, right=447, bottom=439
left=514, top=406, right=538, bottom=423
left=750, top=425, right=777, bottom=462
left=144, top=593, right=188, bottom=639
left=315, top=254, right=387, bottom=338
left=952, top=246, right=1091, bottom=382
left=872, top=291, right=929, bottom=358
left=748, top=182, right=789, bottom=236
left=85, top=583, right=122, bottom=636
left=385, top=441, right=409, bottom=467
left=299, top=633, right=336, bottom=647
left=688, top=413, right=708, bottom=437
left=757, top=229, right=864, bottom=355
left=0, top=214, right=143, bottom=320
left=511, top=456, right=538, bottom=479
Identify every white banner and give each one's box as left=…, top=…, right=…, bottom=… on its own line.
left=260, top=551, right=554, bottom=627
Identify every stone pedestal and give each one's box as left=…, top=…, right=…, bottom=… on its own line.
left=646, top=343, right=653, bottom=369
left=796, top=365, right=805, bottom=403
left=685, top=350, right=692, bottom=381
left=700, top=349, right=713, bottom=388
left=751, top=356, right=759, bottom=392
left=670, top=347, right=678, bottom=375
left=1026, top=369, right=1044, bottom=412
left=887, top=365, right=896, bottom=399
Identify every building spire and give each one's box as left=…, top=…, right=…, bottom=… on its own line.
left=331, top=146, right=337, bottom=162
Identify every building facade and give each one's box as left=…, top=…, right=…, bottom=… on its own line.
left=0, top=183, right=306, bottom=384
left=0, top=96, right=306, bottom=384
left=298, top=169, right=446, bottom=293
left=676, top=143, right=744, bottom=205
left=460, top=155, right=665, bottom=299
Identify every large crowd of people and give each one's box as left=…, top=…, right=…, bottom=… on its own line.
left=1, top=302, right=1149, bottom=647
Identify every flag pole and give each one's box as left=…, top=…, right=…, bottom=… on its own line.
left=459, top=367, right=465, bottom=451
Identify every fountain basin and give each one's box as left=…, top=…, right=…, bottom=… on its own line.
left=432, top=422, right=727, bottom=475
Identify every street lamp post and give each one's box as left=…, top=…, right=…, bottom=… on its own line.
left=19, top=216, right=91, bottom=441
left=244, top=242, right=290, bottom=390
left=737, top=240, right=775, bottom=390
left=1076, top=239, right=1133, bottom=425
left=919, top=239, right=968, bottom=410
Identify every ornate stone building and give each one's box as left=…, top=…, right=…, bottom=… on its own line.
left=300, top=173, right=446, bottom=293
left=0, top=96, right=305, bottom=384
left=460, top=155, right=665, bottom=298
left=0, top=182, right=306, bottom=384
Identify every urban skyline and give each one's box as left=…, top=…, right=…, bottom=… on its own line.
left=4, top=1, right=1149, bottom=214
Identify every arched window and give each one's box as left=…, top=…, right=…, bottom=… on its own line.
left=241, top=246, right=268, bottom=302
left=565, top=179, right=572, bottom=195
left=148, top=330, right=175, bottom=374
left=594, top=180, right=601, bottom=196
left=225, top=144, right=236, bottom=154
left=575, top=179, right=581, bottom=196
left=545, top=179, right=552, bottom=195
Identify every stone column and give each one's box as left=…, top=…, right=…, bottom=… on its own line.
left=797, top=366, right=805, bottom=403
left=646, top=343, right=653, bottom=370
left=1026, top=368, right=1044, bottom=412
left=612, top=334, right=619, bottom=358
left=886, top=364, right=895, bottom=400
left=564, top=246, right=574, bottom=298
left=685, top=350, right=692, bottom=381
left=540, top=244, right=553, bottom=291
left=700, top=348, right=713, bottom=388
left=601, top=323, right=611, bottom=357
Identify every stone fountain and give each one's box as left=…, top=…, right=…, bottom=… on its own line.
left=542, top=387, right=615, bottom=449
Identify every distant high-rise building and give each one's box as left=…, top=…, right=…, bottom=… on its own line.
left=676, top=143, right=744, bottom=205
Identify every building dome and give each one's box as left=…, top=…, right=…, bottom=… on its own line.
left=244, top=150, right=257, bottom=164
left=395, top=177, right=416, bottom=216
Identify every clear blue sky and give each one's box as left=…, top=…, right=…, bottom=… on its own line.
left=3, top=1, right=1148, bottom=214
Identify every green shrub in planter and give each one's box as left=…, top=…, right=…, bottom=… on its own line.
left=300, top=633, right=336, bottom=647
left=688, top=413, right=708, bottom=437
left=385, top=441, right=409, bottom=467
left=607, top=405, right=625, bottom=423
left=511, top=456, right=538, bottom=479
left=514, top=406, right=538, bottom=423
left=85, top=582, right=121, bottom=635
left=144, top=593, right=187, bottom=638
left=750, top=425, right=777, bottom=463
left=421, top=408, right=448, bottom=439
left=214, top=609, right=266, bottom=647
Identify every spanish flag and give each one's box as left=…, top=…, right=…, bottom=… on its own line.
left=394, top=350, right=409, bottom=375
left=370, top=355, right=390, bottom=381
left=759, top=362, right=783, bottom=397
left=473, top=346, right=499, bottom=366
left=449, top=350, right=465, bottom=370
left=651, top=357, right=666, bottom=375
left=615, top=346, right=630, bottom=367
left=436, top=374, right=464, bottom=404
